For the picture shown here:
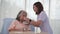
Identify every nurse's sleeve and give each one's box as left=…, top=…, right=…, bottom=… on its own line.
left=37, top=13, right=46, bottom=22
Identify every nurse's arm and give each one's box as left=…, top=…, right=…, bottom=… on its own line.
left=30, top=20, right=43, bottom=27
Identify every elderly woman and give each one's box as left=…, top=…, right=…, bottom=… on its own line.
left=8, top=10, right=31, bottom=32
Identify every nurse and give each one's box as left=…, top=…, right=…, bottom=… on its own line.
left=24, top=2, right=53, bottom=34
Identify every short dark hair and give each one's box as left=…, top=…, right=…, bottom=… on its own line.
left=33, top=2, right=43, bottom=15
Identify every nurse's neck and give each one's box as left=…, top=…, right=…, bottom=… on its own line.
left=36, top=11, right=43, bottom=15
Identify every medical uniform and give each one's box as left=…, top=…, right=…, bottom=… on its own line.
left=37, top=11, right=53, bottom=34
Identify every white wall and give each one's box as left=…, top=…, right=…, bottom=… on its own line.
left=50, top=0, right=60, bottom=19
left=50, top=0, right=60, bottom=34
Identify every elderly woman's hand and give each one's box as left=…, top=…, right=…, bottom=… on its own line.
left=24, top=17, right=30, bottom=25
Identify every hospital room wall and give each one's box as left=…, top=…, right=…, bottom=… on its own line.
left=50, top=0, right=60, bottom=34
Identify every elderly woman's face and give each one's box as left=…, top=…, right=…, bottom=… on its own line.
left=19, top=12, right=27, bottom=21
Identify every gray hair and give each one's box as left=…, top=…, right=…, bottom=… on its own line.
left=16, top=10, right=27, bottom=21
